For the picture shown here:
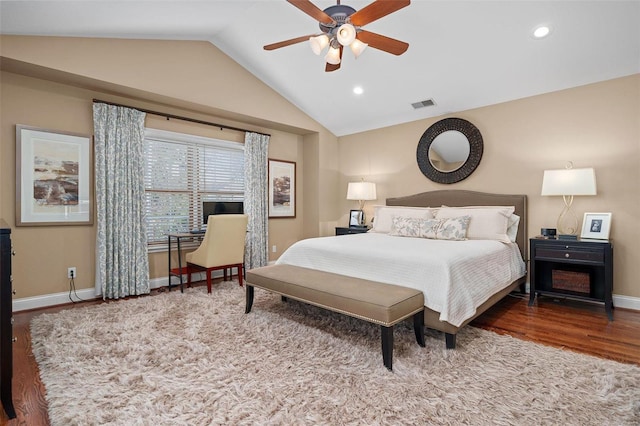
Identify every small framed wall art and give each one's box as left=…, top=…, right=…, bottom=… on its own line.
left=268, top=159, right=296, bottom=218
left=580, top=212, right=612, bottom=240
left=16, top=125, right=93, bottom=226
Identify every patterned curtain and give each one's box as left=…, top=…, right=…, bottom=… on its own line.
left=244, top=132, right=270, bottom=270
left=93, top=103, right=150, bottom=299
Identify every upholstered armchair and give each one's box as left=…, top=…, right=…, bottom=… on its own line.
left=186, top=214, right=249, bottom=293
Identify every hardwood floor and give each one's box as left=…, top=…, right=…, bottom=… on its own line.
left=2, top=286, right=639, bottom=425
left=471, top=293, right=640, bottom=365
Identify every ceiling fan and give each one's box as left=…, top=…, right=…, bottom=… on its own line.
left=264, top=0, right=410, bottom=72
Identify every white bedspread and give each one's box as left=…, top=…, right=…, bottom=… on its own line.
left=275, top=233, right=526, bottom=327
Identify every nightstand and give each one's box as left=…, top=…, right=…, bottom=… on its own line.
left=335, top=226, right=369, bottom=236
left=529, top=237, right=613, bottom=320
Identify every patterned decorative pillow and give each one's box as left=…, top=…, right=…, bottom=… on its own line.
left=435, top=216, right=471, bottom=241
left=372, top=206, right=435, bottom=233
left=419, top=218, right=442, bottom=239
left=389, top=216, right=422, bottom=237
left=389, top=216, right=470, bottom=241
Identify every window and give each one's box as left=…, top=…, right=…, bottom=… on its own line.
left=143, top=128, right=244, bottom=246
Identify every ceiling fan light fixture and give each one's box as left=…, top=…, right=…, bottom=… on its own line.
left=309, top=34, right=329, bottom=55
left=325, top=45, right=342, bottom=65
left=336, top=23, right=356, bottom=46
left=350, top=39, right=368, bottom=58
left=264, top=0, right=411, bottom=72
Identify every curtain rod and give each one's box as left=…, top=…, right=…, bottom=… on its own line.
left=92, top=99, right=270, bottom=137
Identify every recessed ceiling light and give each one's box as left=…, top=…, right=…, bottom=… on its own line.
left=353, top=86, right=364, bottom=95
left=533, top=25, right=551, bottom=39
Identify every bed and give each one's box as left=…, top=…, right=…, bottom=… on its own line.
left=276, top=190, right=528, bottom=348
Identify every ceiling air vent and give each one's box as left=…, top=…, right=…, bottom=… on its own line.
left=411, top=99, right=436, bottom=109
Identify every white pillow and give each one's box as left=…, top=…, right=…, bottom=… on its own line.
left=441, top=205, right=520, bottom=242
left=372, top=206, right=434, bottom=233
left=507, top=214, right=520, bottom=243
left=435, top=206, right=515, bottom=243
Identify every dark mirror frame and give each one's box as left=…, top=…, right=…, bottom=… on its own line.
left=416, top=117, right=484, bottom=184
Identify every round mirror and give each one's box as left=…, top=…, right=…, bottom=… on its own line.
left=416, top=118, right=483, bottom=184
left=428, top=130, right=470, bottom=172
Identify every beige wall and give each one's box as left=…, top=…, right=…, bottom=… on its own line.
left=1, top=34, right=638, bottom=303
left=0, top=35, right=339, bottom=300
left=0, top=71, right=307, bottom=298
left=338, top=74, right=640, bottom=299
left=0, top=35, right=320, bottom=133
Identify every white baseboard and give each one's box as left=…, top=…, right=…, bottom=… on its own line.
left=12, top=288, right=99, bottom=312
left=612, top=294, right=640, bottom=311
left=13, top=271, right=212, bottom=312
left=13, top=276, right=640, bottom=313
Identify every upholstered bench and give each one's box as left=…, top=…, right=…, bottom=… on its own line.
left=245, top=264, right=425, bottom=371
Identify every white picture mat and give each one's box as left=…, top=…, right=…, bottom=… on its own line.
left=17, top=126, right=92, bottom=225
left=268, top=159, right=295, bottom=218
left=580, top=212, right=612, bottom=240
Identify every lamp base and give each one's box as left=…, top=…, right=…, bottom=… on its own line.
left=557, top=234, right=578, bottom=240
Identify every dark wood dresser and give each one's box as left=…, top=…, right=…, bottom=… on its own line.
left=0, top=219, right=16, bottom=419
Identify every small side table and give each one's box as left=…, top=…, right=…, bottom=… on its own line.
left=335, top=226, right=369, bottom=236
left=167, top=233, right=204, bottom=292
left=529, top=237, right=613, bottom=320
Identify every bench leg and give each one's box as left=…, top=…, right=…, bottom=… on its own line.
left=245, top=285, right=254, bottom=314
left=445, top=333, right=456, bottom=349
left=381, top=325, right=393, bottom=371
left=281, top=295, right=288, bottom=303
left=413, top=311, right=425, bottom=347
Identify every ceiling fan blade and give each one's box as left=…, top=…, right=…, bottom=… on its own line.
left=350, top=0, right=410, bottom=27
left=356, top=30, right=409, bottom=55
left=287, top=0, right=335, bottom=25
left=325, top=46, right=343, bottom=72
left=325, top=62, right=341, bottom=72
left=264, top=34, right=317, bottom=51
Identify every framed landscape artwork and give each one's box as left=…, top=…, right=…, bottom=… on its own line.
left=16, top=125, right=93, bottom=226
left=268, top=159, right=296, bottom=218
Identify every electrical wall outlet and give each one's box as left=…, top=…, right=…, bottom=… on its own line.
left=272, top=245, right=277, bottom=253
left=67, top=267, right=77, bottom=279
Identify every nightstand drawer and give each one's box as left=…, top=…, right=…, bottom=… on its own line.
left=536, top=248, right=604, bottom=263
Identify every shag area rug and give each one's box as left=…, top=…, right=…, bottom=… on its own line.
left=31, top=281, right=639, bottom=425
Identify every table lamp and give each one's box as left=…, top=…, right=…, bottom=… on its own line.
left=541, top=163, right=596, bottom=238
left=346, top=180, right=377, bottom=226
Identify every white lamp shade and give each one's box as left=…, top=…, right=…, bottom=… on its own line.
left=346, top=182, right=377, bottom=201
left=349, top=39, right=368, bottom=58
left=309, top=34, right=329, bottom=55
left=325, top=46, right=341, bottom=65
left=336, top=23, right=357, bottom=46
left=541, top=168, right=597, bottom=196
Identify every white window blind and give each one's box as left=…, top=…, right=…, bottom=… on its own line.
left=143, top=128, right=244, bottom=245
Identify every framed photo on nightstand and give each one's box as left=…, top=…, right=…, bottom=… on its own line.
left=349, top=209, right=363, bottom=227
left=580, top=212, right=612, bottom=240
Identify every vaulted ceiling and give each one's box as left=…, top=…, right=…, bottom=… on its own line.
left=1, top=1, right=638, bottom=136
